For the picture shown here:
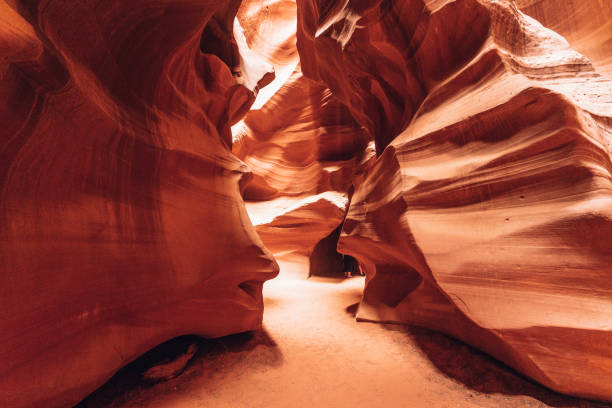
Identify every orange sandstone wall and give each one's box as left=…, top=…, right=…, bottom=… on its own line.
left=296, top=0, right=612, bottom=401
left=516, top=0, right=612, bottom=77
left=233, top=0, right=372, bottom=256
left=0, top=2, right=277, bottom=407
left=2, top=0, right=612, bottom=405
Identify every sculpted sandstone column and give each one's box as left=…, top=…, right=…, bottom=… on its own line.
left=233, top=0, right=372, bottom=257
left=296, top=0, right=612, bottom=401
left=0, top=1, right=277, bottom=407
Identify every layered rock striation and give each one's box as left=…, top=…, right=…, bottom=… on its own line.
left=516, top=0, right=612, bottom=77
left=2, top=0, right=612, bottom=405
left=0, top=1, right=277, bottom=407
left=297, top=0, right=612, bottom=401
left=233, top=0, right=372, bottom=257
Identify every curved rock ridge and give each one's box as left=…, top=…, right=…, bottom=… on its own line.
left=233, top=0, right=373, bottom=256
left=516, top=0, right=612, bottom=77
left=236, top=68, right=374, bottom=256
left=2, top=0, right=612, bottom=405
left=247, top=191, right=350, bottom=255
left=0, top=1, right=278, bottom=407
left=297, top=0, right=612, bottom=401
left=235, top=68, right=371, bottom=202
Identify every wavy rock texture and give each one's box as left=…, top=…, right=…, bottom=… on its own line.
left=2, top=0, right=612, bottom=405
left=236, top=72, right=373, bottom=256
left=516, top=0, right=612, bottom=77
left=0, top=1, right=278, bottom=407
left=233, top=0, right=372, bottom=256
left=297, top=0, right=612, bottom=401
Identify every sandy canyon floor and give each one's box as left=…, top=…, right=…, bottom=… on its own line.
left=78, top=256, right=612, bottom=408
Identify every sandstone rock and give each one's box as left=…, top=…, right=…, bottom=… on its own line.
left=516, top=0, right=612, bottom=77
left=297, top=0, right=612, bottom=401
left=247, top=192, right=349, bottom=255
left=232, top=0, right=372, bottom=258
left=3, top=0, right=612, bottom=405
left=142, top=343, right=199, bottom=383
left=0, top=2, right=277, bottom=407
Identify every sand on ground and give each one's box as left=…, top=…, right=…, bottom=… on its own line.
left=79, top=255, right=611, bottom=408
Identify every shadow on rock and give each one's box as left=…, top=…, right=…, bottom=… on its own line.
left=345, top=302, right=360, bottom=317
left=75, top=329, right=282, bottom=408
left=386, top=325, right=611, bottom=408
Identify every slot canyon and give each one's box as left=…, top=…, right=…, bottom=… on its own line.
left=1, top=0, right=611, bottom=407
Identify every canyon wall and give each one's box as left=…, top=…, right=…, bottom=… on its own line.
left=2, top=0, right=612, bottom=405
left=296, top=0, right=612, bottom=401
left=0, top=1, right=277, bottom=407
left=516, top=0, right=612, bottom=77
left=233, top=0, right=372, bottom=257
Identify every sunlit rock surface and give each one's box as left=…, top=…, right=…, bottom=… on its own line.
left=0, top=2, right=277, bottom=407
left=233, top=0, right=372, bottom=256
left=236, top=71, right=373, bottom=256
left=2, top=0, right=612, bottom=405
left=297, top=0, right=612, bottom=401
left=247, top=191, right=349, bottom=255
left=516, top=0, right=612, bottom=77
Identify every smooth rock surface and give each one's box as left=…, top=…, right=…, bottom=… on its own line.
left=0, top=2, right=277, bottom=407
left=2, top=0, right=612, bottom=405
left=296, top=0, right=612, bottom=401
left=232, top=0, right=372, bottom=257
left=516, top=0, right=612, bottom=77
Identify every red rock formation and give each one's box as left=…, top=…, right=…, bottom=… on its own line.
left=233, top=0, right=372, bottom=256
left=0, top=2, right=277, bottom=407
left=235, top=71, right=373, bottom=256
left=297, top=0, right=612, bottom=401
left=516, top=0, right=612, bottom=77
left=3, top=0, right=612, bottom=405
